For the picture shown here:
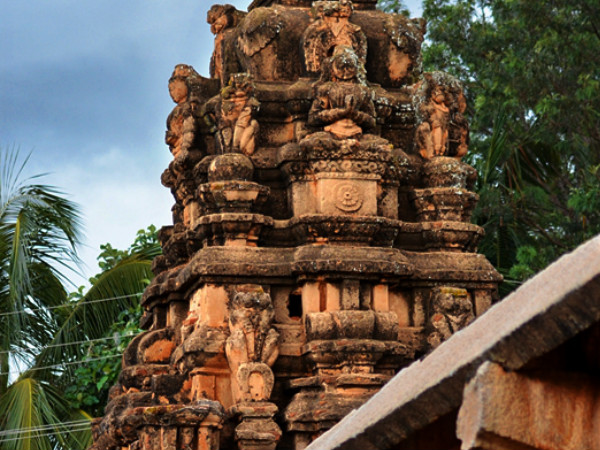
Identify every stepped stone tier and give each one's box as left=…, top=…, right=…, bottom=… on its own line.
left=90, top=1, right=502, bottom=449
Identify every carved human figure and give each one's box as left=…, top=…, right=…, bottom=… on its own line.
left=448, top=92, right=469, bottom=159
left=302, top=0, right=367, bottom=75
left=308, top=47, right=376, bottom=139
left=225, top=291, right=279, bottom=402
left=216, top=73, right=260, bottom=156
left=207, top=4, right=242, bottom=83
left=427, top=287, right=474, bottom=349
left=165, top=64, right=201, bottom=161
left=414, top=72, right=470, bottom=160
left=415, top=85, right=449, bottom=159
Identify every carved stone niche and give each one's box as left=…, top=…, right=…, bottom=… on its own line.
left=278, top=135, right=394, bottom=220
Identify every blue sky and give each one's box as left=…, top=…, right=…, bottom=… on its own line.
left=0, top=0, right=422, bottom=286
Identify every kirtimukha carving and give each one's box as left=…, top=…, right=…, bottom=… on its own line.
left=216, top=73, right=260, bottom=155
left=90, top=2, right=502, bottom=450
left=303, top=0, right=367, bottom=75
left=307, top=47, right=375, bottom=139
left=225, top=290, right=279, bottom=402
left=414, top=71, right=470, bottom=160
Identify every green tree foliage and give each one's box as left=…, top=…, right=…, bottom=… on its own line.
left=64, top=226, right=160, bottom=417
left=0, top=149, right=161, bottom=449
left=0, top=149, right=87, bottom=450
left=380, top=0, right=600, bottom=291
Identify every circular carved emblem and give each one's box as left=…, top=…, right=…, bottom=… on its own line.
left=335, top=183, right=363, bottom=212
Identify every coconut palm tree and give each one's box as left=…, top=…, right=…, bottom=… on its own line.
left=0, top=149, right=84, bottom=449
left=0, top=149, right=159, bottom=449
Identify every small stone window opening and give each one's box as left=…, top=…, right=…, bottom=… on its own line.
left=287, top=290, right=302, bottom=320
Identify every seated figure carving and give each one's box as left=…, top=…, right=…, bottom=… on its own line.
left=303, top=0, right=367, bottom=75
left=307, top=47, right=376, bottom=140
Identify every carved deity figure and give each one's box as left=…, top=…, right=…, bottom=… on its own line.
left=215, top=73, right=260, bottom=156
left=302, top=0, right=367, bottom=75
left=427, top=287, right=474, bottom=349
left=414, top=72, right=470, bottom=160
left=208, top=4, right=243, bottom=83
left=166, top=64, right=201, bottom=161
left=308, top=47, right=376, bottom=139
left=225, top=290, right=279, bottom=403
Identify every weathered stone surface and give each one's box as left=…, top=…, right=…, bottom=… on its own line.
left=458, top=362, right=600, bottom=450
left=305, top=235, right=600, bottom=450
left=91, top=1, right=503, bottom=449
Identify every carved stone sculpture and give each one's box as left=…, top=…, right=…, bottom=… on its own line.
left=90, top=2, right=502, bottom=450
left=383, top=15, right=426, bottom=86
left=166, top=64, right=201, bottom=160
left=427, top=286, right=475, bottom=349
left=307, top=47, right=375, bottom=139
left=215, top=73, right=260, bottom=155
left=302, top=0, right=367, bottom=75
left=208, top=4, right=244, bottom=83
left=225, top=290, right=279, bottom=402
left=225, top=289, right=281, bottom=450
left=414, top=71, right=470, bottom=160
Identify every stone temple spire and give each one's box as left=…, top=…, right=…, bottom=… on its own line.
left=89, top=1, right=501, bottom=449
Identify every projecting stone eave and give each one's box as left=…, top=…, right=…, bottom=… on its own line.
left=306, top=234, right=600, bottom=450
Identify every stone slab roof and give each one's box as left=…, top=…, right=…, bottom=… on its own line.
left=307, top=235, right=600, bottom=450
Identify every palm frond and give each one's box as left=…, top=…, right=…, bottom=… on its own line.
left=35, top=255, right=154, bottom=372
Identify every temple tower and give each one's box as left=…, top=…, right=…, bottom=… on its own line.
left=90, top=1, right=501, bottom=449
